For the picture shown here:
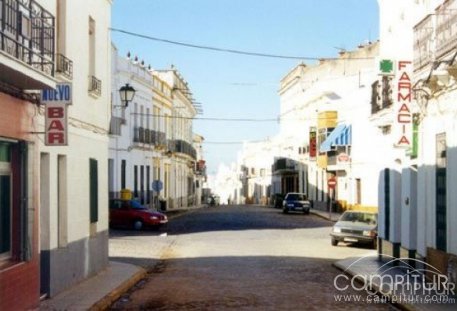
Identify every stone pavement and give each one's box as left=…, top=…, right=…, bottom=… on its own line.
left=334, top=256, right=457, bottom=311
left=40, top=205, right=203, bottom=311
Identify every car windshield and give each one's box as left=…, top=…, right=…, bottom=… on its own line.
left=340, top=212, right=377, bottom=225
left=131, top=200, right=145, bottom=209
left=287, top=194, right=307, bottom=201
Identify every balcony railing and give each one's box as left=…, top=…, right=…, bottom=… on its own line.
left=0, top=0, right=55, bottom=77
left=56, top=53, right=73, bottom=79
left=414, top=14, right=434, bottom=71
left=88, top=75, right=101, bottom=96
left=166, top=139, right=196, bottom=159
left=151, top=130, right=166, bottom=146
left=436, top=0, right=457, bottom=58
left=272, top=158, right=296, bottom=172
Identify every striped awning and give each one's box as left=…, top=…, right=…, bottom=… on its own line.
left=319, top=124, right=352, bottom=153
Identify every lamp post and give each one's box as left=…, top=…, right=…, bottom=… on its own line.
left=119, top=83, right=136, bottom=107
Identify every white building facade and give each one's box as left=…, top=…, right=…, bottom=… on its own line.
left=277, top=43, right=381, bottom=213
left=37, top=0, right=113, bottom=298
left=377, top=0, right=457, bottom=280
left=110, top=55, right=202, bottom=211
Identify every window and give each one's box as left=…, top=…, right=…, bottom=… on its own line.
left=88, top=17, right=95, bottom=76
left=146, top=166, right=150, bottom=204
left=0, top=141, right=32, bottom=261
left=384, top=168, right=390, bottom=240
left=436, top=133, right=447, bottom=251
left=121, top=160, right=126, bottom=189
left=381, top=76, right=393, bottom=108
left=140, top=165, right=144, bottom=204
left=318, top=127, right=334, bottom=154
left=134, top=165, right=138, bottom=198
left=89, top=159, right=98, bottom=223
left=0, top=143, right=11, bottom=257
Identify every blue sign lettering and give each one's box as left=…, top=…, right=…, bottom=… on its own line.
left=41, top=83, right=72, bottom=104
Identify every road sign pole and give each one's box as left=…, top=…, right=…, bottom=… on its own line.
left=329, top=188, right=332, bottom=220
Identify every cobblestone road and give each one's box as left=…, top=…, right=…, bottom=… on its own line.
left=109, top=205, right=394, bottom=310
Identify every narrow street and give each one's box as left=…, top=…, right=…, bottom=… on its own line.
left=109, top=206, right=391, bottom=310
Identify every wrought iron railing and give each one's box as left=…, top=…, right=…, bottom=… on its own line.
left=0, top=0, right=55, bottom=77
left=414, top=14, right=434, bottom=71
left=436, top=0, right=457, bottom=58
left=273, top=158, right=296, bottom=172
left=166, top=139, right=196, bottom=159
left=56, top=53, right=72, bottom=79
left=88, top=75, right=101, bottom=96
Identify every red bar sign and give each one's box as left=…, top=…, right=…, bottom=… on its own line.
left=45, top=103, right=68, bottom=146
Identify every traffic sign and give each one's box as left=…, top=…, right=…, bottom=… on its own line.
left=327, top=177, right=337, bottom=189
left=152, top=180, right=163, bottom=192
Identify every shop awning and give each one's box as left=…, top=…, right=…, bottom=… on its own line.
left=319, top=124, right=352, bottom=153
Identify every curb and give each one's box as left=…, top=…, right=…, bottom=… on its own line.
left=310, top=209, right=339, bottom=222
left=89, top=267, right=147, bottom=311
left=332, top=261, right=415, bottom=311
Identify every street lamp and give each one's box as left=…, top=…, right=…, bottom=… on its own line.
left=119, top=83, right=136, bottom=107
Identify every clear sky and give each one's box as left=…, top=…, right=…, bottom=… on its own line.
left=111, top=0, right=379, bottom=175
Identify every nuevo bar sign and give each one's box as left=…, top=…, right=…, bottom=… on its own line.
left=41, top=82, right=72, bottom=105
left=45, top=103, right=68, bottom=146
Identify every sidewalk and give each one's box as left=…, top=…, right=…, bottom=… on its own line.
left=41, top=204, right=203, bottom=310
left=334, top=256, right=457, bottom=310
left=40, top=261, right=146, bottom=311
left=310, top=207, right=341, bottom=222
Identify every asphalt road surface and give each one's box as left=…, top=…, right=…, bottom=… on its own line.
left=109, top=205, right=393, bottom=310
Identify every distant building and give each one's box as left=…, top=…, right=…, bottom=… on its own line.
left=110, top=52, right=204, bottom=210
left=277, top=42, right=380, bottom=212
left=109, top=46, right=163, bottom=207
left=238, top=140, right=276, bottom=205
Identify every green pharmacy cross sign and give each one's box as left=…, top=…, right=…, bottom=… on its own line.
left=380, top=59, right=394, bottom=75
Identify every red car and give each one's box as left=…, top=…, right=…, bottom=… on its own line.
left=109, top=199, right=168, bottom=230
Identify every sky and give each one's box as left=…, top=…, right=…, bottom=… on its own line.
left=111, top=0, right=379, bottom=175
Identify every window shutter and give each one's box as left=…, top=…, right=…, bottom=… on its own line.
left=90, top=159, right=98, bottom=223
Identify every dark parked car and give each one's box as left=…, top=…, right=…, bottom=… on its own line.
left=330, top=211, right=377, bottom=248
left=282, top=192, right=310, bottom=214
left=109, top=199, right=168, bottom=230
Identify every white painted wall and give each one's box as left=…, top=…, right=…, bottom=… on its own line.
left=38, top=0, right=112, bottom=248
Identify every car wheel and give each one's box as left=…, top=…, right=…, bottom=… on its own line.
left=133, top=220, right=143, bottom=230
left=331, top=238, right=338, bottom=246
left=304, top=209, right=310, bottom=215
left=283, top=208, right=288, bottom=214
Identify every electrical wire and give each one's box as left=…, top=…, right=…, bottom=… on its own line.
left=129, top=112, right=345, bottom=122
left=130, top=112, right=277, bottom=122
left=110, top=27, right=375, bottom=61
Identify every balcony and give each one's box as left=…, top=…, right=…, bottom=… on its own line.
left=272, top=158, right=296, bottom=173
left=167, top=139, right=196, bottom=159
left=88, top=75, right=101, bottom=96
left=56, top=53, right=72, bottom=79
left=151, top=130, right=166, bottom=147
left=0, top=0, right=55, bottom=90
left=436, top=0, right=457, bottom=59
left=414, top=14, right=434, bottom=71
